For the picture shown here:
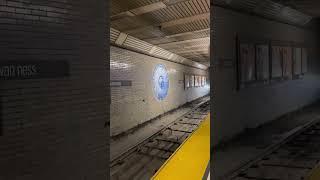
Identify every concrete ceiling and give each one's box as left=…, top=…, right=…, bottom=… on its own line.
left=110, top=0, right=210, bottom=67
left=274, top=0, right=320, bottom=17
left=214, top=0, right=313, bottom=26
left=110, top=0, right=319, bottom=68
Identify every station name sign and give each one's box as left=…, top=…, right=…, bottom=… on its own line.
left=0, top=61, right=69, bottom=80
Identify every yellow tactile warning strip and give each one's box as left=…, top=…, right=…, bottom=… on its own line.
left=151, top=114, right=210, bottom=180
left=307, top=163, right=320, bottom=180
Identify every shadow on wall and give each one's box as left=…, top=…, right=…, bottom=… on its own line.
left=211, top=6, right=320, bottom=146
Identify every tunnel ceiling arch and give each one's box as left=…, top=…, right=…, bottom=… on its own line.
left=110, top=0, right=210, bottom=67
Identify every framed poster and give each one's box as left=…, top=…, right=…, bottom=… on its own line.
left=293, top=47, right=302, bottom=75
left=190, top=75, right=195, bottom=87
left=194, top=76, right=198, bottom=87
left=271, top=46, right=282, bottom=78
left=184, top=74, right=190, bottom=89
left=239, top=43, right=256, bottom=82
left=201, top=76, right=205, bottom=86
left=256, top=44, right=269, bottom=81
left=302, top=48, right=308, bottom=74
left=153, top=64, right=169, bottom=101
left=281, top=47, right=292, bottom=79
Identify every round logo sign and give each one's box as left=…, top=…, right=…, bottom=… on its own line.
left=153, top=64, right=169, bottom=101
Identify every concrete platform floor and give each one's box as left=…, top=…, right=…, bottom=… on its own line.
left=212, top=101, right=320, bottom=180
left=110, top=96, right=210, bottom=161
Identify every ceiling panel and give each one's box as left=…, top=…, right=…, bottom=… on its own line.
left=110, top=0, right=211, bottom=66
left=111, top=0, right=317, bottom=67
left=214, top=0, right=313, bottom=26
left=274, top=0, right=320, bottom=17
left=110, top=28, right=208, bottom=69
left=144, top=28, right=210, bottom=45
left=111, top=0, right=160, bottom=15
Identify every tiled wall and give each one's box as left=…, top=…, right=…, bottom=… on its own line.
left=110, top=46, right=209, bottom=136
left=211, top=6, right=320, bottom=145
left=0, top=0, right=108, bottom=179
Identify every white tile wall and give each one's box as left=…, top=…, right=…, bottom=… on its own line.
left=111, top=46, right=209, bottom=136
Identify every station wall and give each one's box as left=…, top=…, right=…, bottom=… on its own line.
left=0, top=1, right=108, bottom=179
left=211, top=6, right=320, bottom=146
left=110, top=46, right=209, bottom=136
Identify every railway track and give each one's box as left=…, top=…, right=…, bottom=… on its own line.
left=110, top=98, right=210, bottom=180
left=227, top=118, right=320, bottom=180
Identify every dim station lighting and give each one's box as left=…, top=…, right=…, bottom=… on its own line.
left=204, top=84, right=210, bottom=90
left=168, top=68, right=177, bottom=74
left=110, top=60, right=132, bottom=70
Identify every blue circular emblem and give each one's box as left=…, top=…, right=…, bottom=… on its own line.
left=153, top=64, right=169, bottom=101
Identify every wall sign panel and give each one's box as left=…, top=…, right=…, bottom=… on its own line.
left=302, top=48, right=308, bottom=73
left=110, top=80, right=132, bottom=87
left=256, top=44, right=269, bottom=80
left=271, top=46, right=282, bottom=78
left=281, top=47, right=292, bottom=79
left=293, top=47, right=302, bottom=75
left=0, top=61, right=69, bottom=80
left=240, top=43, right=256, bottom=82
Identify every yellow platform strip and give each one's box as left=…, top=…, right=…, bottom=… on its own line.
left=307, top=163, right=320, bottom=180
left=151, top=114, right=210, bottom=180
